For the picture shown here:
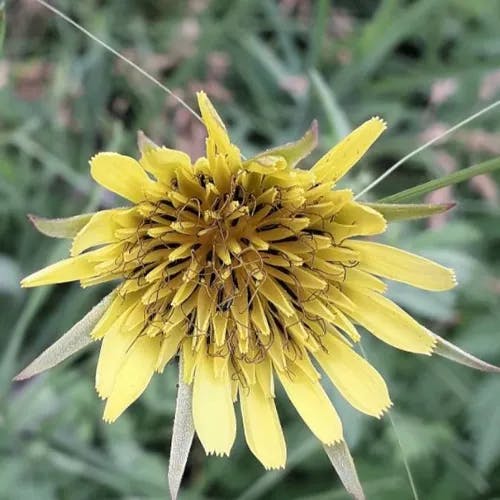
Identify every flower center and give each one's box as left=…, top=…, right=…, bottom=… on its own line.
left=116, top=163, right=362, bottom=364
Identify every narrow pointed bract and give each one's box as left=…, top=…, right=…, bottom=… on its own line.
left=168, top=358, right=195, bottom=500
left=19, top=91, right=500, bottom=498
left=14, top=293, right=113, bottom=381
left=324, top=441, right=365, bottom=500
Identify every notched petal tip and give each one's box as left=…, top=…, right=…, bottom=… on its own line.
left=371, top=115, right=388, bottom=130
left=102, top=414, right=117, bottom=424
left=207, top=450, right=231, bottom=458
left=322, top=436, right=345, bottom=446
left=263, top=462, right=286, bottom=471
left=376, top=400, right=394, bottom=419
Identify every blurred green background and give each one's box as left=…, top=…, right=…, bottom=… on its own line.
left=1, top=1, right=500, bottom=499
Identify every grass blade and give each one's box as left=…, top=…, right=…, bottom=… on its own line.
left=379, top=157, right=500, bottom=203
left=0, top=2, right=5, bottom=54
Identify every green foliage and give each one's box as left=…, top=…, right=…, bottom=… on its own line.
left=468, top=378, right=500, bottom=474
left=1, top=0, right=500, bottom=499
left=0, top=2, right=5, bottom=56
left=381, top=157, right=500, bottom=203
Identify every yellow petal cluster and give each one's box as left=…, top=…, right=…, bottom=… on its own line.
left=21, top=91, right=456, bottom=469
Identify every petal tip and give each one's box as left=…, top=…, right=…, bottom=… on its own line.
left=323, top=436, right=344, bottom=446
left=263, top=463, right=286, bottom=471
left=207, top=449, right=231, bottom=458
left=20, top=275, right=36, bottom=288
left=371, top=116, right=388, bottom=131
left=102, top=409, right=118, bottom=423
left=377, top=401, right=394, bottom=419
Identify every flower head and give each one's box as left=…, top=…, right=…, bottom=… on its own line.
left=21, top=92, right=458, bottom=469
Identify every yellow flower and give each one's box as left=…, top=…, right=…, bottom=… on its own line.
left=21, top=92, right=457, bottom=470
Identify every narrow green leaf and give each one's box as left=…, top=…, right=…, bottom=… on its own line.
left=379, top=157, right=500, bottom=203
left=323, top=440, right=365, bottom=500
left=168, top=356, right=195, bottom=500
left=253, top=121, right=318, bottom=168
left=28, top=213, right=95, bottom=238
left=0, top=254, right=22, bottom=296
left=468, top=378, right=500, bottom=473
left=367, top=202, right=455, bottom=221
left=13, top=292, right=114, bottom=381
left=431, top=333, right=500, bottom=373
left=0, top=2, right=5, bottom=55
left=309, top=69, right=351, bottom=140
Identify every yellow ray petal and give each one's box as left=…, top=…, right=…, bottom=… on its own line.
left=21, top=254, right=96, bottom=287
left=250, top=295, right=270, bottom=336
left=315, top=334, right=391, bottom=417
left=331, top=308, right=361, bottom=342
left=192, top=354, right=236, bottom=456
left=345, top=287, right=435, bottom=354
left=240, top=383, right=286, bottom=469
left=212, top=313, right=229, bottom=346
left=95, top=325, right=139, bottom=399
left=291, top=266, right=327, bottom=290
left=348, top=241, right=457, bottom=291
left=277, top=364, right=343, bottom=445
left=256, top=357, right=275, bottom=398
left=103, top=336, right=161, bottom=422
left=140, top=147, right=191, bottom=185
left=181, top=340, right=198, bottom=385
left=90, top=153, right=158, bottom=203
left=197, top=91, right=230, bottom=145
left=344, top=267, right=387, bottom=294
left=311, top=117, right=386, bottom=184
left=71, top=208, right=136, bottom=256
left=332, top=202, right=387, bottom=239
left=90, top=291, right=136, bottom=339
left=156, top=325, right=185, bottom=373
left=171, top=280, right=198, bottom=307
left=197, top=91, right=240, bottom=165
left=196, top=286, right=213, bottom=337
left=258, top=277, right=295, bottom=317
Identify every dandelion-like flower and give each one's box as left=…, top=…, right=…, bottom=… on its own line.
left=20, top=93, right=498, bottom=483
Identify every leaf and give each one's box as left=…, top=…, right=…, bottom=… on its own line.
left=28, top=213, right=95, bottom=239
left=0, top=254, right=22, bottom=296
left=367, top=202, right=455, bottom=221
left=14, top=292, right=114, bottom=381
left=323, top=440, right=365, bottom=500
left=168, top=356, right=195, bottom=500
left=379, top=157, right=500, bottom=203
left=468, top=378, right=500, bottom=473
left=431, top=333, right=500, bottom=373
left=0, top=2, right=5, bottom=55
left=385, top=413, right=453, bottom=462
left=253, top=121, right=318, bottom=168
left=309, top=69, right=351, bottom=140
